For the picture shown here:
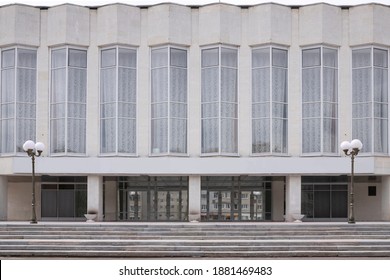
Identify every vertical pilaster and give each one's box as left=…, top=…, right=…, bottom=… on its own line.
left=87, top=175, right=103, bottom=221
left=188, top=176, right=201, bottom=222
left=285, top=175, right=301, bottom=222
left=0, top=176, right=7, bottom=220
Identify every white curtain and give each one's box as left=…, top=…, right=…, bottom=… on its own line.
left=1, top=48, right=36, bottom=154
left=50, top=48, right=87, bottom=154
left=302, top=48, right=322, bottom=153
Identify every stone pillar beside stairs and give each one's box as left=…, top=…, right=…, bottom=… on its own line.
left=188, top=176, right=201, bottom=222
left=87, top=175, right=103, bottom=221
left=0, top=176, right=7, bottom=220
left=285, top=175, right=302, bottom=222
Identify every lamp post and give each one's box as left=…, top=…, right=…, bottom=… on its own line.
left=340, top=139, right=363, bottom=224
left=23, top=140, right=45, bottom=224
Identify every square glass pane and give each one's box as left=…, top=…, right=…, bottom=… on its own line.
left=101, top=48, right=116, bottom=68
left=51, top=48, right=66, bottom=68
left=202, top=48, right=219, bottom=67
left=119, top=48, right=136, bottom=68
left=18, top=48, right=37, bottom=68
left=323, top=48, right=338, bottom=67
left=69, top=49, right=87, bottom=68
left=170, top=48, right=187, bottom=67
left=2, top=49, right=15, bottom=68
left=151, top=47, right=168, bottom=68
left=272, top=48, right=287, bottom=67
left=252, top=47, right=269, bottom=68
left=302, top=48, right=320, bottom=67
left=374, top=48, right=388, bottom=67
left=221, top=48, right=237, bottom=67
left=352, top=48, right=371, bottom=68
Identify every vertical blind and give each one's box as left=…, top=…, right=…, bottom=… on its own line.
left=0, top=48, right=36, bottom=154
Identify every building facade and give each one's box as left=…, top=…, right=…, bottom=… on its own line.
left=1, top=2, right=390, bottom=222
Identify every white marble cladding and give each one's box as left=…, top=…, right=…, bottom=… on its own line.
left=97, top=4, right=141, bottom=46
left=148, top=4, right=191, bottom=46
left=349, top=4, right=390, bottom=46
left=47, top=4, right=90, bottom=46
left=299, top=4, right=343, bottom=46
left=247, top=4, right=292, bottom=46
left=199, top=4, right=241, bottom=46
left=0, top=5, right=40, bottom=46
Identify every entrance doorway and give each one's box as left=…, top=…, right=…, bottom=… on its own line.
left=301, top=176, right=348, bottom=221
left=201, top=176, right=272, bottom=221
left=118, top=176, right=188, bottom=221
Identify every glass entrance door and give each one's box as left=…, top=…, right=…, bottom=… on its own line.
left=201, top=176, right=271, bottom=221
left=118, top=176, right=188, bottom=221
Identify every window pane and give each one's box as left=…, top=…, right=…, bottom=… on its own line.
left=252, top=68, right=270, bottom=103
left=151, top=48, right=168, bottom=68
left=16, top=119, right=35, bottom=152
left=119, top=48, right=136, bottom=68
left=1, top=69, right=15, bottom=103
left=202, top=48, right=219, bottom=67
left=118, top=118, right=136, bottom=153
left=221, top=118, right=237, bottom=153
left=50, top=119, right=65, bottom=153
left=252, top=118, right=270, bottom=153
left=352, top=68, right=371, bottom=102
left=252, top=48, right=269, bottom=68
left=374, top=68, right=388, bottom=102
left=353, top=118, right=371, bottom=153
left=374, top=48, right=388, bottom=67
left=170, top=48, right=187, bottom=67
left=272, top=48, right=287, bottom=67
left=101, top=48, right=116, bottom=68
left=374, top=118, right=388, bottom=153
left=302, top=48, right=320, bottom=67
left=101, top=118, right=116, bottom=153
left=151, top=68, right=168, bottom=102
left=100, top=68, right=116, bottom=103
left=67, top=118, right=86, bottom=153
left=273, top=118, right=287, bottom=153
left=52, top=48, right=66, bottom=68
left=202, top=103, right=219, bottom=118
left=221, top=68, right=237, bottom=102
left=302, top=118, right=321, bottom=153
left=118, top=68, right=136, bottom=103
left=51, top=69, right=66, bottom=103
left=272, top=68, right=287, bottom=102
left=221, top=48, right=237, bottom=67
left=323, top=68, right=338, bottom=102
left=17, top=68, right=36, bottom=102
left=69, top=49, right=87, bottom=68
left=323, top=118, right=338, bottom=153
left=68, top=68, right=87, bottom=103
left=302, top=68, right=321, bottom=102
left=323, top=48, right=337, bottom=67
left=170, top=67, right=187, bottom=102
left=201, top=68, right=219, bottom=102
left=18, top=49, right=37, bottom=68
left=202, top=118, right=219, bottom=153
left=352, top=48, right=371, bottom=68
left=170, top=118, right=187, bottom=153
left=252, top=103, right=270, bottom=118
left=151, top=118, right=168, bottom=153
left=2, top=49, right=15, bottom=68
left=1, top=119, right=14, bottom=153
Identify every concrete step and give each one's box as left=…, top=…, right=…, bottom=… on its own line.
left=1, top=222, right=390, bottom=258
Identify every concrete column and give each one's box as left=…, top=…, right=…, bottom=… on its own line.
left=87, top=175, right=103, bottom=221
left=188, top=176, right=201, bottom=222
left=285, top=175, right=301, bottom=222
left=0, top=176, right=7, bottom=220
left=104, top=180, right=117, bottom=221
left=382, top=176, right=390, bottom=221
left=272, top=179, right=285, bottom=222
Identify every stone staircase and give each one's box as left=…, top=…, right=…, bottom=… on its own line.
left=1, top=222, right=390, bottom=258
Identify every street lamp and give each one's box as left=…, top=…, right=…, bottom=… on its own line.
left=340, top=139, right=363, bottom=224
left=23, top=140, right=45, bottom=224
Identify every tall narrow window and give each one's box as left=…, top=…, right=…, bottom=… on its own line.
left=100, top=47, right=137, bottom=154
left=50, top=47, right=87, bottom=154
left=151, top=46, right=187, bottom=155
left=352, top=47, right=388, bottom=154
left=252, top=47, right=288, bottom=154
left=201, top=46, right=238, bottom=155
left=0, top=47, right=37, bottom=155
left=302, top=47, right=338, bottom=154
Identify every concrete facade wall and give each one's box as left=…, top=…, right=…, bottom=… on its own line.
left=1, top=3, right=390, bottom=221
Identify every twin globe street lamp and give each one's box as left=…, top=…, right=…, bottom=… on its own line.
left=23, top=140, right=45, bottom=224
left=340, top=139, right=363, bottom=224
